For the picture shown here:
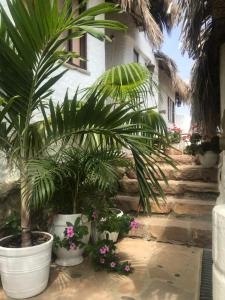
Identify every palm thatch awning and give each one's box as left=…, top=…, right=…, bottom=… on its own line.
left=155, top=51, right=190, bottom=102
left=117, top=0, right=178, bottom=48
left=178, top=0, right=225, bottom=136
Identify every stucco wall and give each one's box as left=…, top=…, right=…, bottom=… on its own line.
left=105, top=13, right=159, bottom=108
left=52, top=0, right=106, bottom=102
left=158, top=71, right=175, bottom=128
left=213, top=43, right=225, bottom=300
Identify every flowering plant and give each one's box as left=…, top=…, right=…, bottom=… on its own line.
left=53, top=217, right=89, bottom=251
left=86, top=239, right=133, bottom=275
left=90, top=208, right=138, bottom=236
left=168, top=125, right=182, bottom=144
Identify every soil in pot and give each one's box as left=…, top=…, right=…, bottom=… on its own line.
left=0, top=232, right=50, bottom=248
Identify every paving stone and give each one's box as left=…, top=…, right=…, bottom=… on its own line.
left=0, top=238, right=203, bottom=300
left=128, top=216, right=212, bottom=248
left=173, top=199, right=215, bottom=217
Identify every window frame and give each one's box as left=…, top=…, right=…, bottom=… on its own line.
left=66, top=0, right=87, bottom=70
left=167, top=97, right=175, bottom=123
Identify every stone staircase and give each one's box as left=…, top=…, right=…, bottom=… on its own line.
left=116, top=155, right=219, bottom=248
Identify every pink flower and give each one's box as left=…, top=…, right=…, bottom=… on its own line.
left=130, top=220, right=139, bottom=229
left=99, top=245, right=109, bottom=254
left=92, top=211, right=97, bottom=220
left=110, top=262, right=116, bottom=268
left=100, top=258, right=105, bottom=264
left=66, top=226, right=74, bottom=238
left=124, top=265, right=130, bottom=272
left=100, top=247, right=107, bottom=254
left=69, top=243, right=77, bottom=250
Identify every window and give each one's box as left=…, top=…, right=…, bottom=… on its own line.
left=167, top=97, right=175, bottom=123
left=133, top=49, right=139, bottom=63
left=60, top=0, right=87, bottom=69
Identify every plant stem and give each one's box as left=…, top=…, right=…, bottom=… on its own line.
left=20, top=168, right=32, bottom=247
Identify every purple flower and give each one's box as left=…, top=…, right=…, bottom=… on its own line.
left=130, top=220, right=139, bottom=229
left=92, top=211, right=97, bottom=220
left=66, top=226, right=74, bottom=238
left=69, top=243, right=77, bottom=250
left=110, top=262, right=116, bottom=268
left=104, top=246, right=109, bottom=253
left=124, top=265, right=131, bottom=272
left=100, top=258, right=105, bottom=264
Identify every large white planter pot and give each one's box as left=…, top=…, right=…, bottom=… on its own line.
left=0, top=232, right=53, bottom=299
left=199, top=151, right=218, bottom=168
left=91, top=208, right=123, bottom=243
left=51, top=214, right=90, bottom=266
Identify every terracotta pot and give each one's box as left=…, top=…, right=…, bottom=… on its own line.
left=0, top=232, right=53, bottom=299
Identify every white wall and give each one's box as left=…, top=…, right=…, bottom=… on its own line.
left=105, top=13, right=159, bottom=108
left=52, top=0, right=106, bottom=102
left=213, top=43, right=225, bottom=300
left=158, top=71, right=175, bottom=127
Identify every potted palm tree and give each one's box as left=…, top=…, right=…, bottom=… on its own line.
left=0, top=2, right=174, bottom=298
left=0, top=0, right=126, bottom=298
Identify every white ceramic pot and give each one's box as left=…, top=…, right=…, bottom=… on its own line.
left=199, top=151, right=218, bottom=168
left=100, top=231, right=119, bottom=243
left=92, top=208, right=123, bottom=243
left=0, top=232, right=53, bottom=299
left=51, top=214, right=90, bottom=266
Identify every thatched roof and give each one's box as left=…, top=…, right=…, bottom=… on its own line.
left=118, top=0, right=178, bottom=48
left=155, top=51, right=190, bottom=102
left=178, top=0, right=225, bottom=136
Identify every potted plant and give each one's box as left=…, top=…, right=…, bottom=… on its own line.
left=0, top=3, right=176, bottom=297
left=0, top=1, right=127, bottom=298
left=48, top=148, right=129, bottom=266
left=90, top=206, right=139, bottom=243
left=53, top=216, right=89, bottom=266
left=197, top=136, right=220, bottom=168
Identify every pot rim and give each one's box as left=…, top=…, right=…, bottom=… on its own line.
left=109, top=208, right=123, bottom=216
left=0, top=231, right=53, bottom=251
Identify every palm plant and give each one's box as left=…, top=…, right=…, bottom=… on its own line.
left=0, top=0, right=173, bottom=248
left=0, top=0, right=127, bottom=246
left=26, top=63, right=173, bottom=217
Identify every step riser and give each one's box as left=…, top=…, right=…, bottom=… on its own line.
left=128, top=218, right=212, bottom=248
left=116, top=195, right=215, bottom=217
left=126, top=167, right=218, bottom=182
left=119, top=179, right=219, bottom=195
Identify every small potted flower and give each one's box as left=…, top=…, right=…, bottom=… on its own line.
left=91, top=208, right=138, bottom=243
left=53, top=217, right=89, bottom=266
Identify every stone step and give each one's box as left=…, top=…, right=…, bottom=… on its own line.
left=126, top=154, right=194, bottom=165
left=116, top=194, right=216, bottom=217
left=119, top=178, right=219, bottom=195
left=126, top=164, right=218, bottom=182
left=165, top=147, right=183, bottom=156
left=128, top=215, right=212, bottom=248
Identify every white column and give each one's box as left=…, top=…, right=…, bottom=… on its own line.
left=213, top=43, right=225, bottom=299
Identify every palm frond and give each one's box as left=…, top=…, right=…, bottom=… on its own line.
left=88, top=63, right=155, bottom=107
